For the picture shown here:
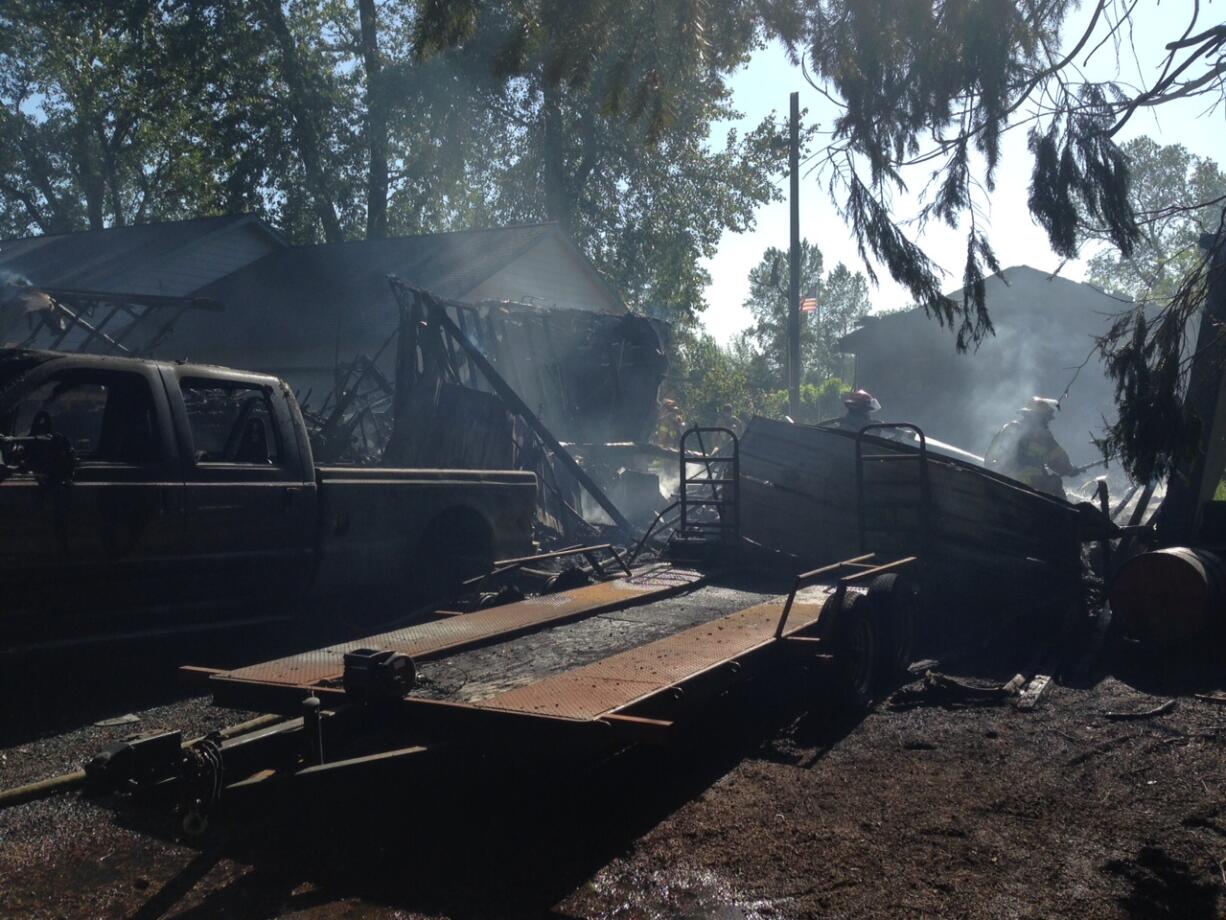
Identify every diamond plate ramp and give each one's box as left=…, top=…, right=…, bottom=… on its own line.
left=472, top=592, right=832, bottom=721
left=213, top=565, right=706, bottom=691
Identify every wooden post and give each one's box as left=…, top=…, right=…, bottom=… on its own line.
left=788, top=91, right=801, bottom=419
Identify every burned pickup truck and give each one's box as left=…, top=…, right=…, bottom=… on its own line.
left=0, top=349, right=536, bottom=644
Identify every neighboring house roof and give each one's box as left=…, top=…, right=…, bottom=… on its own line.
left=839, top=265, right=1134, bottom=352
left=0, top=214, right=285, bottom=295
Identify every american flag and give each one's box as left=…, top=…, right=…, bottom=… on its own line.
left=800, top=291, right=818, bottom=314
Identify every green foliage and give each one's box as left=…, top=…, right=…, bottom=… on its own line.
left=0, top=0, right=784, bottom=326
left=444, top=0, right=791, bottom=319
left=667, top=237, right=865, bottom=428
left=1086, top=139, right=1226, bottom=304
left=0, top=0, right=227, bottom=235
left=1086, top=140, right=1225, bottom=482
left=669, top=330, right=755, bottom=428
left=743, top=240, right=870, bottom=388
left=757, top=377, right=848, bottom=424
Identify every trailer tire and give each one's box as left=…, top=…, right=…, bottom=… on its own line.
left=832, top=591, right=879, bottom=711
left=868, top=573, right=919, bottom=680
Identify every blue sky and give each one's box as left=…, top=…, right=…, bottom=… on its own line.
left=701, top=2, right=1226, bottom=343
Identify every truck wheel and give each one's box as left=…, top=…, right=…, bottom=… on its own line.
left=413, top=508, right=494, bottom=605
left=832, top=591, right=879, bottom=711
left=868, top=572, right=919, bottom=680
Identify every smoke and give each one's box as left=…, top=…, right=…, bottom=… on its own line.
left=0, top=270, right=53, bottom=344
left=853, top=268, right=1147, bottom=499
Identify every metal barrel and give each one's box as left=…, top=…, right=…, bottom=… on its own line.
left=1110, top=547, right=1225, bottom=645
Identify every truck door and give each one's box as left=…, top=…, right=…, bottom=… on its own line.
left=0, top=363, right=184, bottom=617
left=168, top=373, right=315, bottom=609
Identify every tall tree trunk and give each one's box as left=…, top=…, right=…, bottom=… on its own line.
left=105, top=149, right=125, bottom=227
left=541, top=80, right=569, bottom=232
left=358, top=0, right=389, bottom=239
left=15, top=124, right=73, bottom=233
left=72, top=124, right=105, bottom=230
left=258, top=0, right=344, bottom=243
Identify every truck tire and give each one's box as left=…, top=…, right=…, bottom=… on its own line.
left=412, top=508, right=495, bottom=604
left=868, top=572, right=919, bottom=681
left=831, top=591, right=879, bottom=711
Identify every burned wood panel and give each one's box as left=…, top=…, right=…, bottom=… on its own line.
left=463, top=305, right=666, bottom=445
left=397, top=382, right=514, bottom=470
left=739, top=416, right=1083, bottom=625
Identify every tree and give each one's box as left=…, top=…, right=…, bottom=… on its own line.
left=744, top=240, right=871, bottom=386
left=423, top=1, right=1226, bottom=473
left=1085, top=138, right=1226, bottom=304
left=672, top=331, right=754, bottom=428
left=1, top=0, right=785, bottom=326
left=763, top=2, right=1226, bottom=480
left=422, top=0, right=791, bottom=319
left=0, top=0, right=231, bottom=236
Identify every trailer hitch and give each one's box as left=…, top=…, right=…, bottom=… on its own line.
left=84, top=730, right=184, bottom=794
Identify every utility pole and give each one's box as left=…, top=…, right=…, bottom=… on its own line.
left=787, top=91, right=801, bottom=419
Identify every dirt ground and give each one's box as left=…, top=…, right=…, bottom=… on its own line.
left=2, top=616, right=1225, bottom=919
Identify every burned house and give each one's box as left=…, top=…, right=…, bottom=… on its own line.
left=838, top=266, right=1133, bottom=465
left=0, top=215, right=666, bottom=450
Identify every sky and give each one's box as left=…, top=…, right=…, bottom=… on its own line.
left=699, top=1, right=1226, bottom=344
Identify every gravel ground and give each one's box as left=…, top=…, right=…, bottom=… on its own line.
left=1, top=611, right=1224, bottom=919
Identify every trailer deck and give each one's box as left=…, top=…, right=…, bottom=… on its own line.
left=204, top=563, right=708, bottom=704
left=448, top=589, right=834, bottom=722
left=149, top=554, right=907, bottom=786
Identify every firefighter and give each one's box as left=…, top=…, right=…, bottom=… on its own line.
left=715, top=403, right=742, bottom=436
left=656, top=398, right=684, bottom=448
left=821, top=389, right=881, bottom=432
left=984, top=396, right=1077, bottom=498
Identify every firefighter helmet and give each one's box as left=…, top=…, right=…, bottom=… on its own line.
left=1021, top=396, right=1059, bottom=419
left=843, top=389, right=881, bottom=412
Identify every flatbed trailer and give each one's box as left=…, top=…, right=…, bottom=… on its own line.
left=53, top=549, right=916, bottom=833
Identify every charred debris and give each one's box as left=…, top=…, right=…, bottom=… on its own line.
left=306, top=279, right=670, bottom=548
left=1, top=261, right=1225, bottom=836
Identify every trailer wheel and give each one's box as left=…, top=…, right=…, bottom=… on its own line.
left=832, top=592, right=879, bottom=711
left=868, top=573, right=919, bottom=679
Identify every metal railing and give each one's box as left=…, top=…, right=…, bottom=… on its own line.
left=677, top=427, right=740, bottom=551
left=854, top=423, right=932, bottom=556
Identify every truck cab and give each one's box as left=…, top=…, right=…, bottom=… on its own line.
left=0, top=349, right=536, bottom=639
